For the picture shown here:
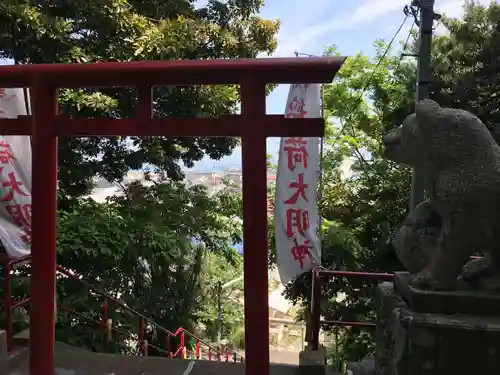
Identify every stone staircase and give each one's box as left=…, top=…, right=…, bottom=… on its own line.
left=5, top=328, right=342, bottom=375
left=7, top=341, right=302, bottom=375
left=2, top=259, right=333, bottom=375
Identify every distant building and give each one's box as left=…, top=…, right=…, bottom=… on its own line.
left=91, top=169, right=276, bottom=201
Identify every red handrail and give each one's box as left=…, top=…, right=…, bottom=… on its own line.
left=318, top=269, right=393, bottom=281
left=308, top=268, right=394, bottom=350
left=309, top=257, right=486, bottom=350
left=2, top=255, right=243, bottom=362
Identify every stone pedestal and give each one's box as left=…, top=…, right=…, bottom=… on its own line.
left=375, top=274, right=500, bottom=375
left=347, top=356, right=375, bottom=375
left=393, top=272, right=500, bottom=316
left=0, top=330, right=6, bottom=375
left=374, top=282, right=406, bottom=375
left=299, top=344, right=326, bottom=375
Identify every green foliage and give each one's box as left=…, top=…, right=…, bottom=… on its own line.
left=230, top=325, right=245, bottom=349
left=0, top=0, right=271, bottom=354
left=267, top=181, right=277, bottom=267
left=52, top=182, right=244, bottom=352
left=1, top=182, right=244, bottom=354
left=277, top=0, right=500, bottom=364
left=0, top=0, right=279, bottom=197
left=196, top=253, right=244, bottom=342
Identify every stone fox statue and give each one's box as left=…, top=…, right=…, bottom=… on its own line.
left=382, top=99, right=500, bottom=290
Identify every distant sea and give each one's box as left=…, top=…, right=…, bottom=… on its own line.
left=233, top=242, right=243, bottom=255
left=189, top=138, right=280, bottom=172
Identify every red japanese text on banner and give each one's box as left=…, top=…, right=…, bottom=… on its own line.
left=274, top=84, right=321, bottom=284
left=0, top=88, right=32, bottom=258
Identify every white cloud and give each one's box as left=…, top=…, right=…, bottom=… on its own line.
left=348, top=0, right=407, bottom=24
left=429, top=0, right=493, bottom=35
left=436, top=0, right=469, bottom=18
left=195, top=0, right=209, bottom=7
left=273, top=0, right=409, bottom=57
left=90, top=186, right=123, bottom=203
left=434, top=0, right=494, bottom=19
left=263, top=0, right=337, bottom=57
left=274, top=21, right=342, bottom=57
left=273, top=0, right=497, bottom=57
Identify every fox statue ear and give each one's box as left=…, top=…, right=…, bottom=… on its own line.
left=415, top=99, right=440, bottom=131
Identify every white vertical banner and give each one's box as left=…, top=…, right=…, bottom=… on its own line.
left=275, top=84, right=321, bottom=284
left=0, top=88, right=32, bottom=259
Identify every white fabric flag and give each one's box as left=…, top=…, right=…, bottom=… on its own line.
left=275, top=84, right=322, bottom=284
left=0, top=88, right=32, bottom=259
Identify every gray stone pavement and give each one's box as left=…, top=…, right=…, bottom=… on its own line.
left=8, top=342, right=301, bottom=375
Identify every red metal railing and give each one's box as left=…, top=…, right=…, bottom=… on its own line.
left=308, top=256, right=485, bottom=350
left=2, top=254, right=243, bottom=362
left=308, top=268, right=393, bottom=351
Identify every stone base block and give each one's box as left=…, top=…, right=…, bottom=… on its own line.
left=298, top=345, right=326, bottom=375
left=0, top=331, right=6, bottom=375
left=391, top=304, right=500, bottom=374
left=394, top=271, right=500, bottom=316
left=374, top=282, right=407, bottom=375
left=347, top=356, right=374, bottom=375
left=375, top=280, right=500, bottom=375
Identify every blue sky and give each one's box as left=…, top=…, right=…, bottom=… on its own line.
left=192, top=0, right=484, bottom=170
left=1, top=0, right=485, bottom=171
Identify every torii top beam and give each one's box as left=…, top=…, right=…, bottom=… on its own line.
left=0, top=57, right=346, bottom=87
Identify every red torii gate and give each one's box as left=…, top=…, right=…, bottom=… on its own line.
left=0, top=57, right=345, bottom=375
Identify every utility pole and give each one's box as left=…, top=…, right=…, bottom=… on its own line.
left=216, top=281, right=222, bottom=346
left=410, top=0, right=437, bottom=209
left=216, top=276, right=243, bottom=346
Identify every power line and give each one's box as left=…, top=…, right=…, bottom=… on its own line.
left=333, top=14, right=409, bottom=142
left=293, top=10, right=413, bottom=173
left=404, top=3, right=420, bottom=26
left=331, top=12, right=410, bottom=174
left=398, top=21, right=417, bottom=64
left=294, top=52, right=317, bottom=57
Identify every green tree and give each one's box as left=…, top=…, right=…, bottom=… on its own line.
left=277, top=0, right=500, bottom=365
left=196, top=253, right=244, bottom=345
left=0, top=0, right=279, bottom=197
left=0, top=0, right=270, bottom=355
left=53, top=182, right=243, bottom=353
left=430, top=1, right=500, bottom=140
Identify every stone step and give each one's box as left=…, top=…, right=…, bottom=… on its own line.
left=269, top=349, right=299, bottom=365
left=12, top=329, right=30, bottom=346
left=7, top=342, right=301, bottom=375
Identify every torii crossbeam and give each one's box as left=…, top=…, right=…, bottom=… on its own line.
left=0, top=56, right=345, bottom=375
